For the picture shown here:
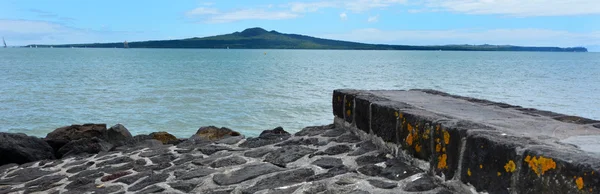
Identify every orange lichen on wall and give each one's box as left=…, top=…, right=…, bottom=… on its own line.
left=467, top=168, right=472, bottom=176
left=524, top=155, right=557, bottom=176
left=443, top=130, right=450, bottom=144
left=436, top=144, right=441, bottom=152
left=576, top=177, right=584, bottom=190
left=346, top=110, right=351, bottom=117
left=437, top=154, right=448, bottom=169
left=423, top=128, right=430, bottom=139
left=504, top=160, right=516, bottom=173
left=497, top=172, right=501, bottom=176
left=406, top=123, right=414, bottom=145
left=415, top=144, right=422, bottom=153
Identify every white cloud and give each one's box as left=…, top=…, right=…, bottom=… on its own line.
left=423, top=0, right=600, bottom=16
left=287, top=0, right=406, bottom=13
left=206, top=9, right=299, bottom=23
left=343, top=0, right=407, bottom=12
left=289, top=1, right=336, bottom=12
left=340, top=12, right=348, bottom=20
left=320, top=28, right=600, bottom=47
left=186, top=7, right=219, bottom=16
left=367, top=15, right=379, bottom=22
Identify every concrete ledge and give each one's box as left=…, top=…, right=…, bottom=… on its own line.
left=333, top=89, right=600, bottom=194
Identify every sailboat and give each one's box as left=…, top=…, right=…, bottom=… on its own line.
left=2, top=37, right=6, bottom=48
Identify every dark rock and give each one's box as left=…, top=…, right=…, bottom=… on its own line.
left=39, top=159, right=63, bottom=168
left=264, top=145, right=317, bottom=167
left=260, top=127, right=290, bottom=138
left=204, top=188, right=235, bottom=194
left=348, top=190, right=370, bottom=194
left=57, top=137, right=113, bottom=158
left=322, top=128, right=347, bottom=137
left=192, top=152, right=232, bottom=166
left=244, top=147, right=273, bottom=158
left=311, top=157, right=343, bottom=169
left=323, top=144, right=352, bottom=155
left=0, top=168, right=56, bottom=184
left=62, top=159, right=89, bottom=168
left=174, top=167, right=216, bottom=180
left=175, top=148, right=194, bottom=154
left=198, top=144, right=233, bottom=155
left=45, top=123, right=107, bottom=152
left=149, top=154, right=177, bottom=164
left=148, top=132, right=178, bottom=144
left=0, top=163, right=17, bottom=174
left=173, top=154, right=196, bottom=165
left=355, top=153, right=387, bottom=166
left=101, top=171, right=132, bottom=182
left=216, top=136, right=244, bottom=145
left=210, top=155, right=246, bottom=168
left=127, top=172, right=169, bottom=191
left=333, top=133, right=362, bottom=143
left=139, top=148, right=170, bottom=157
left=104, top=124, right=133, bottom=147
left=92, top=185, right=123, bottom=194
left=136, top=185, right=165, bottom=193
left=239, top=127, right=292, bottom=148
left=100, top=162, right=134, bottom=174
left=116, top=171, right=151, bottom=185
left=66, top=162, right=94, bottom=173
left=176, top=135, right=213, bottom=148
left=243, top=168, right=315, bottom=194
left=132, top=162, right=171, bottom=172
left=404, top=176, right=438, bottom=192
left=68, top=169, right=103, bottom=181
left=358, top=164, right=383, bottom=176
left=213, top=163, right=284, bottom=185
left=307, top=165, right=352, bottom=181
left=24, top=174, right=67, bottom=193
left=168, top=181, right=198, bottom=193
left=294, top=124, right=334, bottom=136
left=134, top=159, right=147, bottom=166
left=97, top=156, right=134, bottom=167
left=381, top=158, right=422, bottom=181
left=264, top=185, right=302, bottom=194
left=0, top=132, right=55, bottom=166
left=275, top=138, right=323, bottom=147
left=368, top=179, right=397, bottom=189
left=348, top=141, right=378, bottom=156
left=193, top=126, right=241, bottom=141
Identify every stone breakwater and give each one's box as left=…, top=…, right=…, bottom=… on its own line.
left=0, top=124, right=454, bottom=194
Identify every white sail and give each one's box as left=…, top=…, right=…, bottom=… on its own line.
left=2, top=37, right=6, bottom=48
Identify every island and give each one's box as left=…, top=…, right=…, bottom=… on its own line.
left=27, top=27, right=587, bottom=52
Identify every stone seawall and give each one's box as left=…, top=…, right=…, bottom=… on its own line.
left=333, top=89, right=600, bottom=194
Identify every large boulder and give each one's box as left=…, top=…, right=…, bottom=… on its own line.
left=57, top=137, right=114, bottom=158
left=0, top=133, right=55, bottom=166
left=45, top=123, right=134, bottom=154
left=194, top=126, right=241, bottom=140
left=104, top=124, right=133, bottom=147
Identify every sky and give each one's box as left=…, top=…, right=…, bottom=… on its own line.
left=1, top=0, right=599, bottom=51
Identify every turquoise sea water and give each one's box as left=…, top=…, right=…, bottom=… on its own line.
left=1, top=48, right=599, bottom=137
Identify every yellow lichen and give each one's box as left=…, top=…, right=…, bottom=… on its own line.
left=443, top=130, right=450, bottom=144
left=407, top=123, right=413, bottom=133
left=437, top=154, right=448, bottom=169
left=467, top=168, right=472, bottom=176
left=442, top=147, right=446, bottom=152
left=395, top=111, right=399, bottom=117
left=436, top=124, right=440, bottom=131
left=399, top=113, right=403, bottom=118
left=346, top=110, right=351, bottom=117
left=525, top=155, right=557, bottom=176
left=406, top=133, right=414, bottom=146
left=151, top=132, right=177, bottom=144
left=423, top=129, right=430, bottom=139
left=435, top=138, right=440, bottom=143
left=504, top=160, right=516, bottom=173
left=480, top=164, right=483, bottom=169
left=436, top=144, right=442, bottom=152
left=497, top=172, right=501, bottom=176
left=415, top=144, right=422, bottom=153
left=576, top=177, right=584, bottom=190
left=337, top=96, right=341, bottom=101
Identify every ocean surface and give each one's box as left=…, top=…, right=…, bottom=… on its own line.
left=1, top=48, right=599, bottom=137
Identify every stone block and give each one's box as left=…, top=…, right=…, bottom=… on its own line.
left=396, top=109, right=440, bottom=161
left=332, top=90, right=346, bottom=119
left=354, top=93, right=389, bottom=134
left=370, top=101, right=399, bottom=143
left=516, top=146, right=600, bottom=194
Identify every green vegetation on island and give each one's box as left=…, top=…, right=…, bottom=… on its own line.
left=29, top=27, right=588, bottom=52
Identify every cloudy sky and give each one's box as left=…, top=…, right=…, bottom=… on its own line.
left=1, top=0, right=599, bottom=51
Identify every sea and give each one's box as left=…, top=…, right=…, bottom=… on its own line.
left=1, top=48, right=599, bottom=138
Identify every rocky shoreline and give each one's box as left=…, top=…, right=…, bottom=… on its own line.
left=0, top=124, right=453, bottom=194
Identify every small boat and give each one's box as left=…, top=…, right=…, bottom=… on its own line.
left=2, top=37, right=6, bottom=48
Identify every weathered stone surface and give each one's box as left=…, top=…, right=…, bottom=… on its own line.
left=239, top=127, right=292, bottom=148
left=116, top=171, right=152, bottom=185
left=333, top=133, right=361, bottom=143
left=213, top=163, right=284, bottom=185
left=169, top=181, right=198, bottom=193
left=323, top=144, right=352, bottom=155
left=264, top=145, right=317, bottom=167
left=347, top=190, right=370, bottom=194
left=24, top=174, right=67, bottom=193
left=311, top=157, right=343, bottom=169
left=134, top=158, right=147, bottom=166
left=174, top=167, right=216, bottom=180
left=244, top=147, right=273, bottom=158
left=97, top=156, right=133, bottom=167
left=192, top=152, right=232, bottom=166
left=381, top=158, right=422, bottom=181
left=295, top=124, right=334, bottom=136
left=216, top=136, right=244, bottom=145
left=136, top=185, right=165, bottom=193
left=348, top=141, right=378, bottom=156
left=307, top=165, right=352, bottom=181
left=404, top=176, right=438, bottom=192
left=193, top=126, right=241, bottom=141
left=209, top=155, right=246, bottom=168
left=149, top=132, right=178, bottom=144
left=322, top=128, right=347, bottom=137
left=68, top=168, right=103, bottom=181
left=101, top=171, right=132, bottom=182
left=332, top=90, right=346, bottom=119
left=198, top=144, right=233, bottom=155
left=358, top=164, right=383, bottom=176
left=0, top=168, right=56, bottom=184
left=0, top=132, right=55, bottom=166
left=173, top=154, right=196, bottom=165
left=368, top=179, right=397, bottom=189
left=0, top=163, right=18, bottom=174
left=57, top=137, right=113, bottom=158
left=355, top=153, right=387, bottom=166
left=275, top=138, right=322, bottom=147
left=138, top=148, right=170, bottom=157
left=127, top=172, right=169, bottom=191
left=132, top=162, right=171, bottom=172
left=105, top=124, right=133, bottom=147
left=45, top=123, right=107, bottom=152
left=149, top=153, right=177, bottom=164
left=370, top=101, right=400, bottom=143
left=243, top=168, right=315, bottom=194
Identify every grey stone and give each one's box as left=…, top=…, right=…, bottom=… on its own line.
left=322, top=128, right=346, bottom=137
left=368, top=179, right=397, bottom=189
left=40, top=159, right=64, bottom=168
left=68, top=169, right=103, bottom=181
left=24, top=174, right=67, bottom=193
left=244, top=147, right=273, bottom=158
left=101, top=171, right=132, bottom=182
left=133, top=162, right=171, bottom=172
left=127, top=173, right=169, bottom=191
left=404, top=176, right=438, bottom=192
left=175, top=167, right=216, bottom=180
left=92, top=185, right=123, bottom=194
left=348, top=190, right=370, bottom=194
left=99, top=162, right=134, bottom=174
left=264, top=145, right=316, bottom=167
left=307, top=166, right=352, bottom=181
left=57, top=137, right=114, bottom=158
left=66, top=162, right=94, bottom=173
left=311, top=157, right=343, bottom=169
left=203, top=188, right=235, bottom=194
left=168, top=181, right=198, bottom=193
left=0, top=168, right=56, bottom=184
left=149, top=154, right=177, bottom=164
left=243, top=168, right=315, bottom=194
left=355, top=153, right=387, bottom=166
left=97, top=156, right=134, bottom=167
left=275, top=138, right=323, bottom=147
left=239, top=127, right=292, bottom=148
left=136, top=185, right=165, bottom=193
left=198, top=144, right=233, bottom=155
left=348, top=141, right=378, bottom=156
left=358, top=164, right=383, bottom=176
left=381, top=158, right=422, bottom=181
left=213, top=163, right=284, bottom=185
left=139, top=148, right=170, bottom=158
left=216, top=136, right=244, bottom=145
left=175, top=148, right=194, bottom=154
left=323, top=145, right=352, bottom=155
left=62, top=160, right=88, bottom=168
left=294, top=125, right=334, bottom=136
left=192, top=152, right=232, bottom=166
left=264, top=185, right=301, bottom=194
left=0, top=132, right=55, bottom=166
left=134, top=159, right=147, bottom=166
left=116, top=171, right=152, bottom=185
left=173, top=154, right=196, bottom=165
left=104, top=124, right=134, bottom=147
left=45, top=123, right=107, bottom=153
left=333, top=134, right=361, bottom=143
left=210, top=155, right=247, bottom=168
